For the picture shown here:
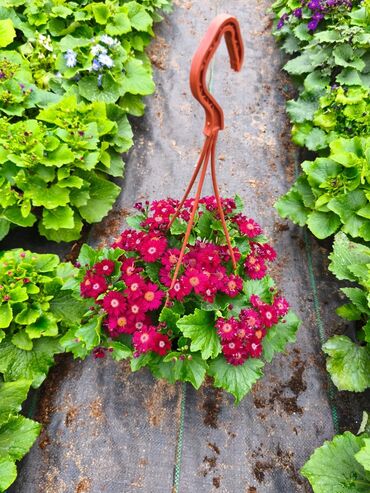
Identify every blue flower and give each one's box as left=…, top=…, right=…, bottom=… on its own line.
left=98, top=54, right=114, bottom=68
left=92, top=59, right=101, bottom=71
left=64, top=49, right=77, bottom=68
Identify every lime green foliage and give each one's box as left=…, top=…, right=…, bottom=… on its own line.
left=291, top=86, right=370, bottom=151
left=321, top=233, right=370, bottom=391
left=276, top=137, right=370, bottom=240
left=0, top=249, right=88, bottom=387
left=0, top=0, right=172, bottom=241
left=301, top=431, right=370, bottom=493
left=0, top=380, right=41, bottom=492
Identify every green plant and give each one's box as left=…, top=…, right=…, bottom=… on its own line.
left=289, top=85, right=370, bottom=151
left=0, top=95, right=134, bottom=241
left=0, top=379, right=41, bottom=492
left=0, top=249, right=88, bottom=387
left=276, top=136, right=370, bottom=240
left=322, top=232, right=370, bottom=392
left=0, top=0, right=172, bottom=241
left=301, top=430, right=370, bottom=492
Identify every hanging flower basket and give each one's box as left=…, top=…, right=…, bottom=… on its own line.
left=63, top=195, right=300, bottom=403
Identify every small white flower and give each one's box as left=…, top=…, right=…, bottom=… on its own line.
left=64, top=49, right=77, bottom=68
left=38, top=33, right=53, bottom=52
left=98, top=53, right=114, bottom=68
left=100, top=34, right=118, bottom=47
left=91, top=44, right=107, bottom=56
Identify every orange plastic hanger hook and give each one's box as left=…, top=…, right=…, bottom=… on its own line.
left=167, top=15, right=244, bottom=293
left=190, top=14, right=244, bottom=136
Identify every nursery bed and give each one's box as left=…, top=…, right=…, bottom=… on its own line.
left=6, top=1, right=368, bottom=492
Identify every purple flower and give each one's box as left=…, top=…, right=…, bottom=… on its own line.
left=293, top=8, right=303, bottom=18
left=277, top=13, right=289, bottom=30
left=307, top=18, right=320, bottom=30
left=308, top=0, right=322, bottom=10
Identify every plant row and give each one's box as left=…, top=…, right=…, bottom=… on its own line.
left=0, top=0, right=172, bottom=242
left=0, top=0, right=172, bottom=490
left=271, top=1, right=370, bottom=491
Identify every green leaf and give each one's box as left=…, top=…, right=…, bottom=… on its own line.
left=355, top=438, right=370, bottom=472
left=286, top=97, right=318, bottom=123
left=92, top=3, right=110, bottom=24
left=323, top=335, right=370, bottom=392
left=170, top=218, right=187, bottom=235
left=336, top=303, right=362, bottom=321
left=0, top=338, right=61, bottom=388
left=329, top=232, right=370, bottom=282
left=341, top=287, right=370, bottom=314
left=208, top=357, right=264, bottom=404
left=0, top=220, right=10, bottom=241
left=284, top=53, right=313, bottom=75
left=333, top=45, right=365, bottom=71
left=0, top=459, right=17, bottom=492
left=121, top=58, right=155, bottom=96
left=0, top=415, right=41, bottom=462
left=171, top=353, right=208, bottom=389
left=177, top=309, right=221, bottom=360
left=0, top=304, right=12, bottom=329
left=127, top=1, right=153, bottom=31
left=108, top=341, right=132, bottom=361
left=0, top=19, right=16, bottom=48
left=77, top=244, right=99, bottom=267
left=262, top=311, right=300, bottom=363
left=30, top=184, right=70, bottom=209
left=307, top=211, right=341, bottom=239
left=275, top=188, right=309, bottom=226
left=50, top=291, right=89, bottom=325
left=11, top=331, right=32, bottom=351
left=106, top=12, right=131, bottom=35
left=75, top=316, right=102, bottom=350
left=301, top=432, right=370, bottom=493
left=14, top=306, right=41, bottom=325
left=78, top=174, right=120, bottom=223
left=159, top=307, right=181, bottom=331
left=42, top=206, right=75, bottom=230
left=0, top=380, right=31, bottom=424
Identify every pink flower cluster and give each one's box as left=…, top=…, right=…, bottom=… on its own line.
left=216, top=294, right=290, bottom=365
left=245, top=242, right=277, bottom=280
left=160, top=242, right=243, bottom=303
left=80, top=256, right=170, bottom=357
left=79, top=196, right=286, bottom=366
left=134, top=196, right=237, bottom=232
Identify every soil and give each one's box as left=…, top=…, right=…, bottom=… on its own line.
left=75, top=478, right=91, bottom=493
left=201, top=384, right=223, bottom=428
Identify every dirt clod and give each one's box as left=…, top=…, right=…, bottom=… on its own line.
left=202, top=386, right=223, bottom=428
left=213, top=476, right=221, bottom=488
left=76, top=478, right=91, bottom=493
left=208, top=442, right=220, bottom=455
left=253, top=461, right=273, bottom=483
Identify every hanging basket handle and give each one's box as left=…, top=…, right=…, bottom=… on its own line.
left=167, top=15, right=244, bottom=294
left=189, top=14, right=244, bottom=136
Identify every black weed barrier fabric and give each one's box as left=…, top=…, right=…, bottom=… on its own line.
left=6, top=1, right=369, bottom=492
